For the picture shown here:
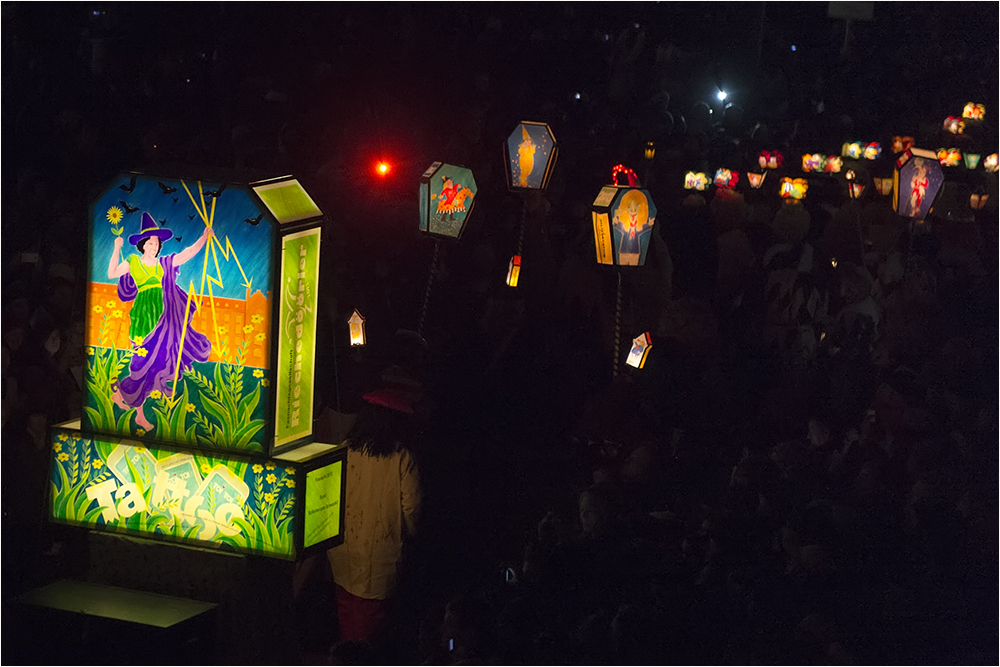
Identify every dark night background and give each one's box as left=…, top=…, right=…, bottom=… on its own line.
left=2, top=2, right=998, bottom=665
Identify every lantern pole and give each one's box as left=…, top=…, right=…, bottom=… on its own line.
left=418, top=238, right=441, bottom=339
left=612, top=270, right=622, bottom=378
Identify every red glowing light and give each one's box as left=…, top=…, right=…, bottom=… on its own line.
left=376, top=161, right=390, bottom=176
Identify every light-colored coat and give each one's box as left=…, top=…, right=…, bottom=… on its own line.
left=327, top=447, right=421, bottom=600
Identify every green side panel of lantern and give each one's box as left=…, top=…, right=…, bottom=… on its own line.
left=274, top=227, right=321, bottom=449
left=252, top=178, right=323, bottom=225
left=49, top=423, right=298, bottom=559
left=85, top=174, right=275, bottom=454
left=505, top=122, right=558, bottom=191
left=418, top=162, right=477, bottom=239
left=273, top=440, right=348, bottom=553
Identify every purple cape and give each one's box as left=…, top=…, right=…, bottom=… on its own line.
left=118, top=253, right=211, bottom=408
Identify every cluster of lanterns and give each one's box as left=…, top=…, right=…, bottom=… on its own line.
left=354, top=110, right=998, bottom=372
left=841, top=142, right=882, bottom=160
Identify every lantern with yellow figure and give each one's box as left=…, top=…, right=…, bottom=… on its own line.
left=747, top=172, right=767, bottom=189
left=984, top=154, right=999, bottom=173
left=684, top=172, right=709, bottom=191
left=937, top=148, right=962, bottom=167
left=943, top=117, right=966, bottom=135
left=504, top=122, right=558, bottom=192
left=592, top=185, right=657, bottom=267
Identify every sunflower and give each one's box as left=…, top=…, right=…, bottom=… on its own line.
left=243, top=324, right=254, bottom=334
left=200, top=463, right=212, bottom=475
left=253, top=369, right=264, bottom=378
left=251, top=315, right=264, bottom=324
left=252, top=464, right=264, bottom=474
left=186, top=404, right=196, bottom=413
left=92, top=459, right=104, bottom=469
left=93, top=305, right=104, bottom=314
left=285, top=479, right=295, bottom=489
left=107, top=206, right=123, bottom=225
left=106, top=300, right=116, bottom=308
left=266, top=473, right=277, bottom=485
left=254, top=333, right=266, bottom=342
left=150, top=390, right=162, bottom=399
left=261, top=379, right=270, bottom=387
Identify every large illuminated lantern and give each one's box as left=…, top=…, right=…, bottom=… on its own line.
left=50, top=173, right=347, bottom=560
left=894, top=148, right=945, bottom=219
left=591, top=185, right=657, bottom=267
left=419, top=162, right=478, bottom=239
left=504, top=121, right=558, bottom=191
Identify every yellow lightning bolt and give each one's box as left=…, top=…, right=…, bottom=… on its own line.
left=166, top=180, right=258, bottom=407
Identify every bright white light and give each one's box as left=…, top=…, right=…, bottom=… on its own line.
left=791, top=45, right=797, bottom=52
left=574, top=93, right=581, bottom=100
left=717, top=90, right=727, bottom=101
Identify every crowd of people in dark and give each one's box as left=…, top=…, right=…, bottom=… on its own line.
left=3, top=3, right=997, bottom=665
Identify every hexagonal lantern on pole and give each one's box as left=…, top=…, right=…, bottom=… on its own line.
left=503, top=121, right=558, bottom=192
left=894, top=148, right=945, bottom=220
left=418, top=162, right=478, bottom=240
left=591, top=185, right=658, bottom=267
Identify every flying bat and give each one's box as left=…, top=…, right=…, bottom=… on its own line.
left=188, top=214, right=196, bottom=220
left=119, top=201, right=140, bottom=214
left=172, top=197, right=179, bottom=203
left=244, top=213, right=264, bottom=226
left=158, top=219, right=168, bottom=227
left=157, top=181, right=178, bottom=195
left=204, top=184, right=226, bottom=199
left=118, top=176, right=137, bottom=194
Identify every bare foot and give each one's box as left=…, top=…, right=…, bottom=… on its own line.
left=112, top=390, right=129, bottom=411
left=135, top=405, right=154, bottom=432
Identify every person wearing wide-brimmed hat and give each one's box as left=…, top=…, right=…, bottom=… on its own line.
left=107, top=211, right=213, bottom=430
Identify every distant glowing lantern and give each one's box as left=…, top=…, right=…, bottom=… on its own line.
left=963, top=103, right=985, bottom=120
left=714, top=168, right=739, bottom=189
left=591, top=185, right=657, bottom=266
left=759, top=150, right=783, bottom=169
left=684, top=172, right=709, bottom=191
left=970, top=192, right=989, bottom=210
left=612, top=164, right=640, bottom=187
left=419, top=162, right=478, bottom=239
left=625, top=332, right=652, bottom=369
left=863, top=143, right=882, bottom=160
left=747, top=172, right=766, bottom=189
left=504, top=121, right=558, bottom=191
left=845, top=170, right=856, bottom=181
left=849, top=182, right=866, bottom=199
left=802, top=154, right=824, bottom=172
left=842, top=142, right=864, bottom=159
left=780, top=177, right=808, bottom=200
left=985, top=154, right=999, bottom=173
left=892, top=136, right=914, bottom=154
left=964, top=153, right=981, bottom=170
left=348, top=309, right=366, bottom=346
left=824, top=156, right=843, bottom=173
left=376, top=161, right=391, bottom=176
left=894, top=148, right=945, bottom=219
left=936, top=148, right=962, bottom=167
left=644, top=141, right=656, bottom=161
left=506, top=255, right=521, bottom=287
left=943, top=116, right=966, bottom=135
left=873, top=177, right=894, bottom=195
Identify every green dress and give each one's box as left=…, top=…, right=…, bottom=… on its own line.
left=127, top=255, right=164, bottom=343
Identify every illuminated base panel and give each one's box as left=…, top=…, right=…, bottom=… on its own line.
left=49, top=421, right=345, bottom=560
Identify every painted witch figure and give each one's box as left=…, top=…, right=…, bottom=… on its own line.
left=107, top=212, right=213, bottom=431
